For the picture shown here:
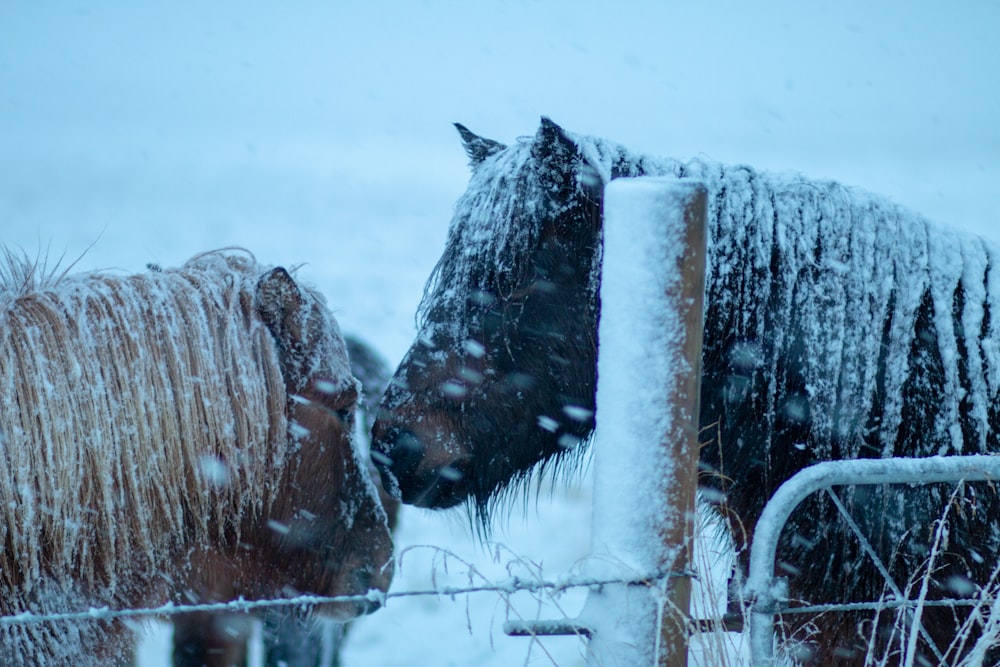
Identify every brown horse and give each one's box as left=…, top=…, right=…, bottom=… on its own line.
left=372, top=119, right=1000, bottom=664
left=0, top=251, right=393, bottom=666
left=171, top=334, right=400, bottom=667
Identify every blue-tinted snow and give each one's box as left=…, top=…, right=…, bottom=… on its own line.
left=1, top=2, right=998, bottom=665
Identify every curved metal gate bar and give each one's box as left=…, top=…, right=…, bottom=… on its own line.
left=745, top=454, right=1000, bottom=666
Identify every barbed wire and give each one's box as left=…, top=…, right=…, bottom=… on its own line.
left=0, top=567, right=688, bottom=628
left=2, top=565, right=992, bottom=632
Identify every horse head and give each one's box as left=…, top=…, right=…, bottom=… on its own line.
left=372, top=119, right=605, bottom=517
left=253, top=267, right=394, bottom=619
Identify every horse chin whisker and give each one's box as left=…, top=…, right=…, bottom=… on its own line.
left=463, top=442, right=591, bottom=540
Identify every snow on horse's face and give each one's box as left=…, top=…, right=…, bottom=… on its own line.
left=372, top=119, right=603, bottom=515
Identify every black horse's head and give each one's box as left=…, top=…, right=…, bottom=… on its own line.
left=372, top=118, right=614, bottom=515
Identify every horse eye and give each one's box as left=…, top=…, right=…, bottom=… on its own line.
left=310, top=378, right=359, bottom=414
left=321, top=395, right=356, bottom=425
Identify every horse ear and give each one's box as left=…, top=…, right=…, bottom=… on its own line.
left=257, top=267, right=311, bottom=387
left=532, top=116, right=603, bottom=201
left=454, top=123, right=506, bottom=168
left=257, top=267, right=305, bottom=336
left=531, top=116, right=578, bottom=165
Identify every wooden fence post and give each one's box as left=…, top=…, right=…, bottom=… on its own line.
left=582, top=178, right=707, bottom=666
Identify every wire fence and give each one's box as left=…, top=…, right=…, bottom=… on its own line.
left=1, top=516, right=998, bottom=667
left=0, top=564, right=684, bottom=628
left=1, top=554, right=993, bottom=629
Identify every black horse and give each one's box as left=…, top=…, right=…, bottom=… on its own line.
left=372, top=118, right=1000, bottom=664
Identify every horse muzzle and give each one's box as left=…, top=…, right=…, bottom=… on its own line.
left=370, top=423, right=470, bottom=509
left=319, top=558, right=394, bottom=621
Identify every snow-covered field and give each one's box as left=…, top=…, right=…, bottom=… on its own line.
left=2, top=2, right=998, bottom=664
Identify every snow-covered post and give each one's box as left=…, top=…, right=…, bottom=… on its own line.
left=582, top=178, right=707, bottom=666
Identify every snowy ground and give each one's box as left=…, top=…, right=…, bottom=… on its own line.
left=2, top=2, right=998, bottom=665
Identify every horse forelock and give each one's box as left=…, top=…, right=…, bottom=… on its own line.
left=417, top=130, right=680, bottom=336
left=418, top=141, right=535, bottom=334
left=0, top=250, right=293, bottom=612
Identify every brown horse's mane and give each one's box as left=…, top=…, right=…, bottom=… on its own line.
left=0, top=249, right=288, bottom=611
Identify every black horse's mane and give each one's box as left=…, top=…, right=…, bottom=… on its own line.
left=418, top=131, right=683, bottom=335
left=377, top=119, right=1000, bottom=662
left=419, top=122, right=1000, bottom=531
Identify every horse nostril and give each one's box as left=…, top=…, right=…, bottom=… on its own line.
left=372, top=426, right=426, bottom=482
left=350, top=565, right=392, bottom=615
left=387, top=429, right=426, bottom=474
left=371, top=425, right=472, bottom=509
left=370, top=426, right=426, bottom=501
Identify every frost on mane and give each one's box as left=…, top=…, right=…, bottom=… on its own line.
left=375, top=118, right=1000, bottom=663
left=431, top=127, right=1000, bottom=467
left=682, top=160, right=998, bottom=460
left=0, top=250, right=392, bottom=665
left=0, top=252, right=288, bottom=661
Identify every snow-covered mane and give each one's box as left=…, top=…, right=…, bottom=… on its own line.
left=0, top=250, right=393, bottom=665
left=376, top=118, right=1000, bottom=663
left=1, top=251, right=285, bottom=583
left=691, top=160, right=996, bottom=459
left=425, top=122, right=998, bottom=462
